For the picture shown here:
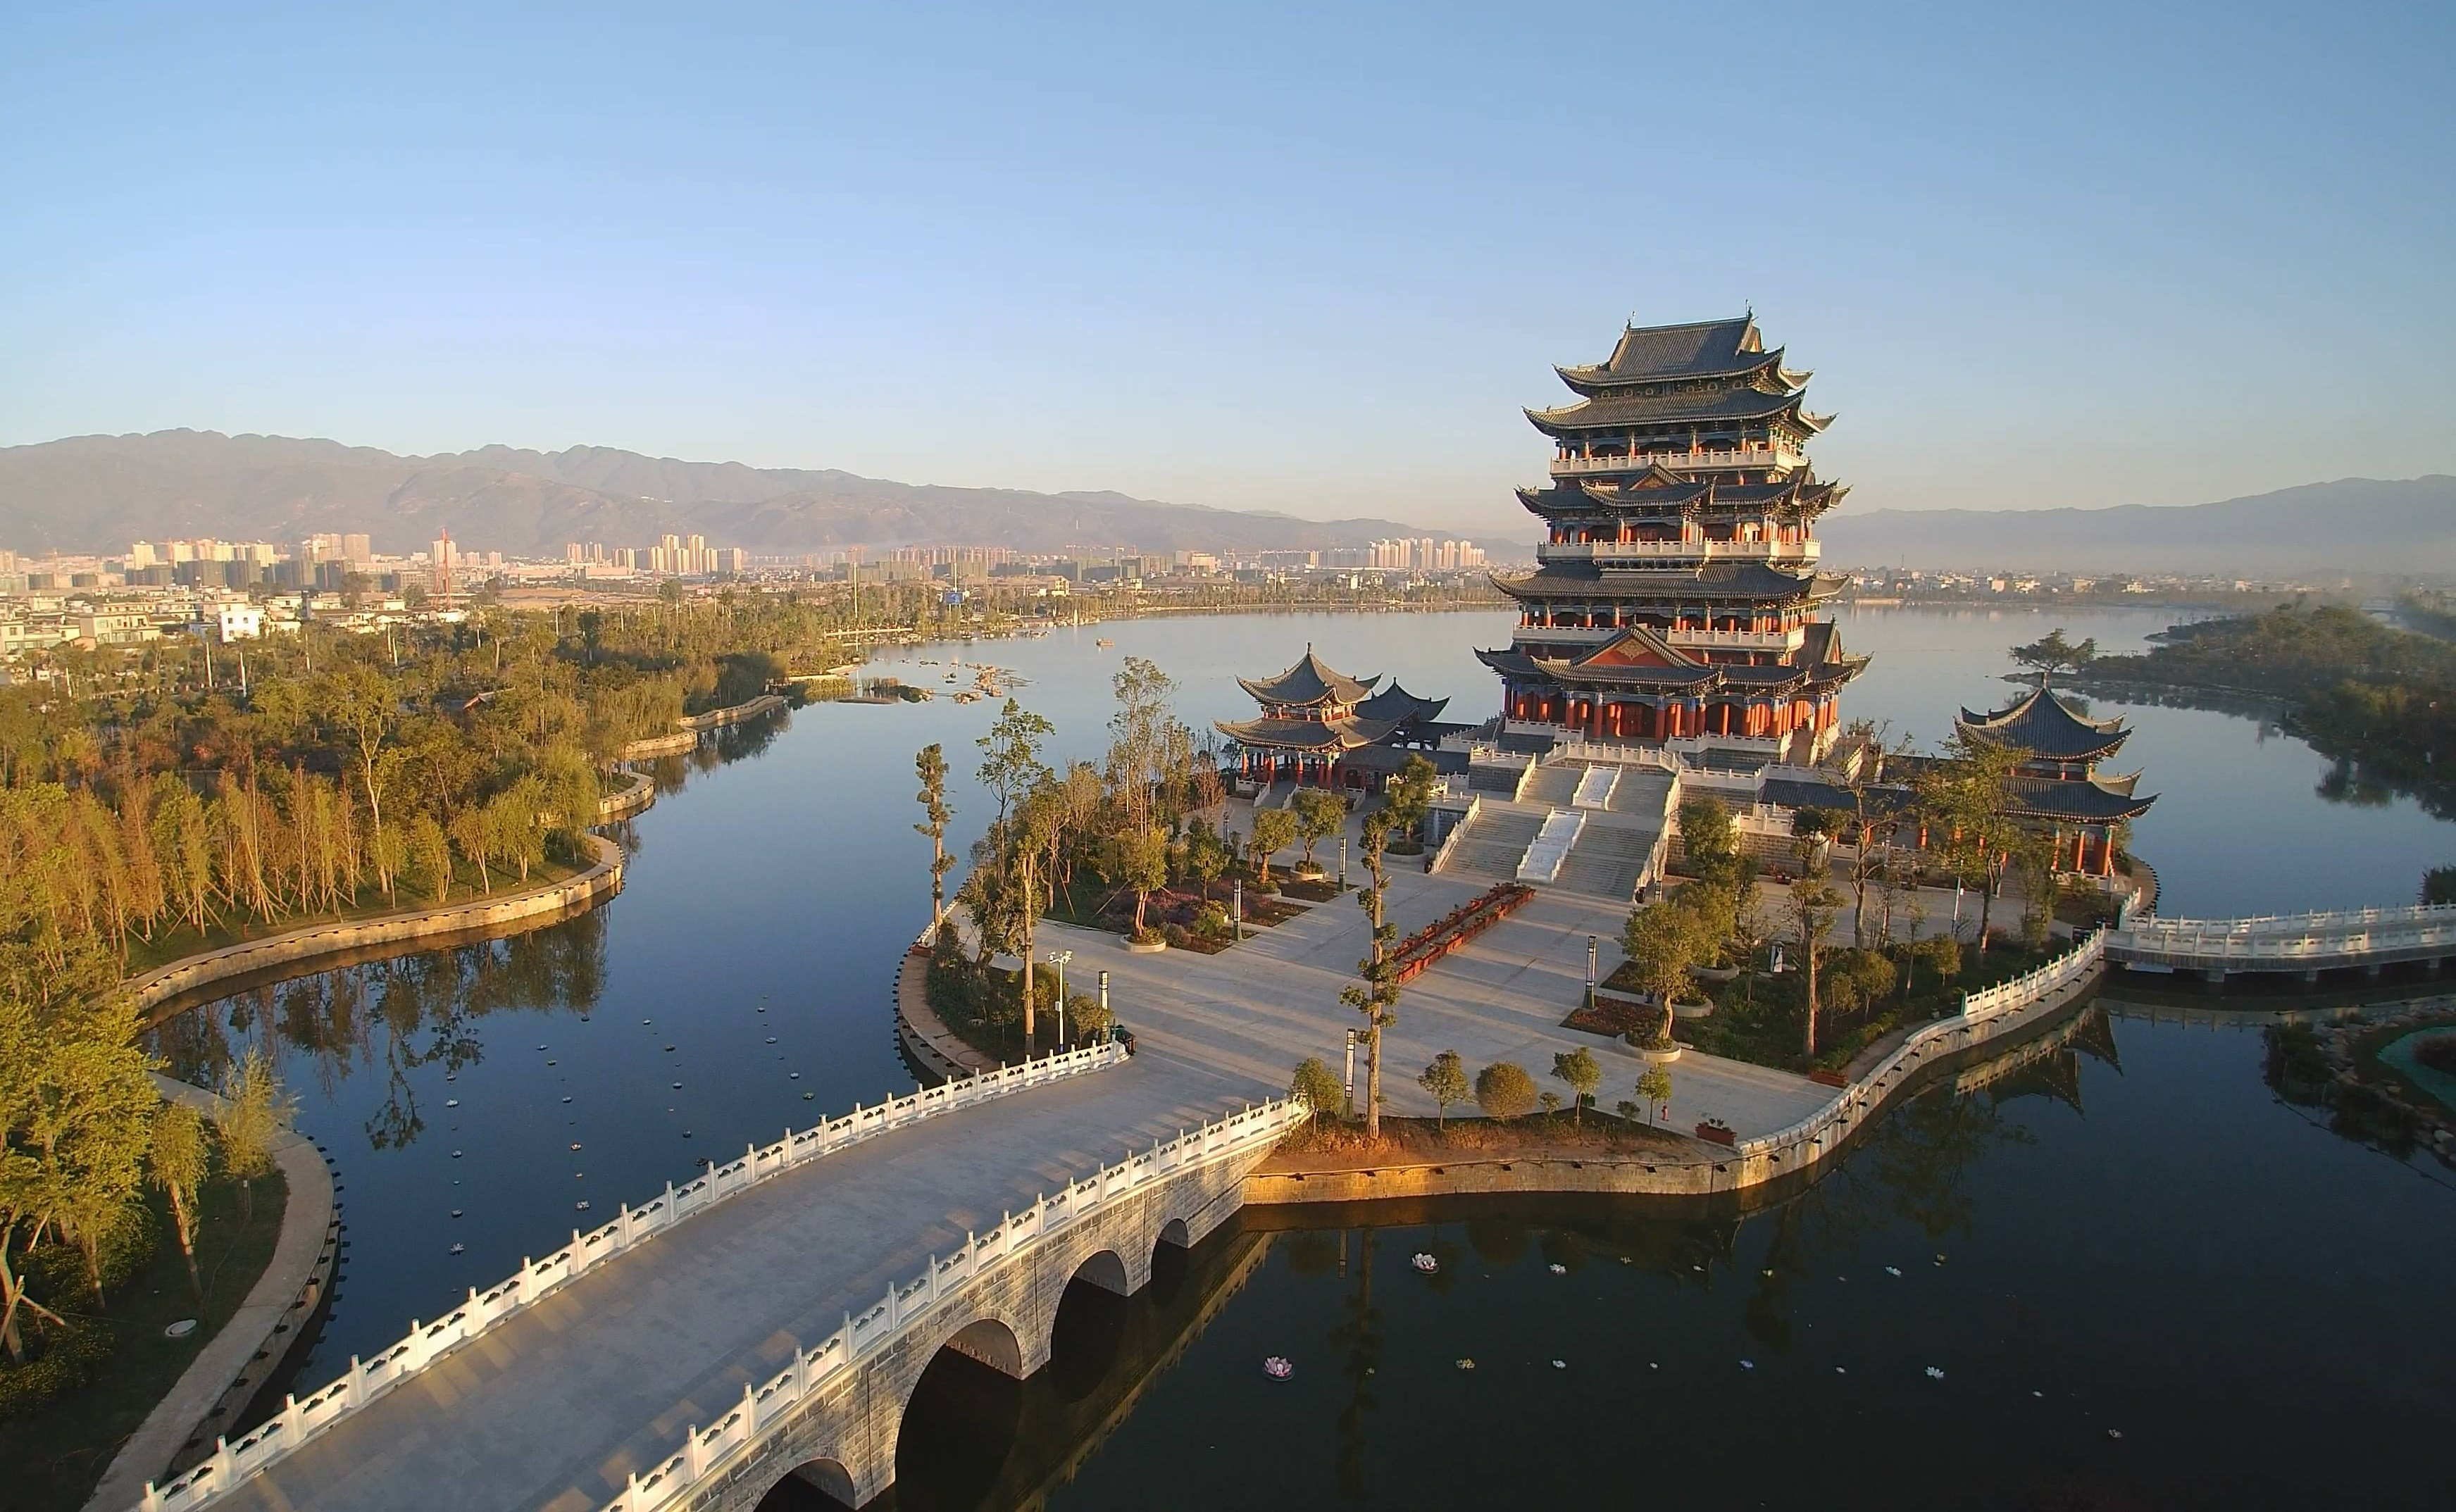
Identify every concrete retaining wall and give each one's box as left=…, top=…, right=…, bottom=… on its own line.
left=594, top=769, right=655, bottom=822
left=128, top=835, right=624, bottom=1019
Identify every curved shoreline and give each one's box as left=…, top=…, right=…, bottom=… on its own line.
left=1244, top=956, right=2106, bottom=1205
left=126, top=834, right=625, bottom=1022
left=80, top=1078, right=339, bottom=1512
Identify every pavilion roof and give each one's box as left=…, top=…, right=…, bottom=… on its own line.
left=1553, top=316, right=1771, bottom=387
left=1957, top=687, right=2131, bottom=760
left=1352, top=680, right=1450, bottom=724
left=1489, top=562, right=1842, bottom=603
left=1237, top=646, right=1380, bottom=708
left=1213, top=713, right=1406, bottom=752
left=1515, top=477, right=1847, bottom=517
left=1527, top=385, right=1830, bottom=439
left=2004, top=775, right=2157, bottom=823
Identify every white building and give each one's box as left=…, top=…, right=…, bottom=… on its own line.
left=216, top=603, right=266, bottom=642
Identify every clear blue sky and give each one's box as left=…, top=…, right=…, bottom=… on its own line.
left=4, top=1, right=2450, bottom=535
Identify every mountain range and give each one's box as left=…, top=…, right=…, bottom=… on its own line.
left=0, top=430, right=1512, bottom=558
left=1819, top=476, right=2456, bottom=577
left=4, top=430, right=2448, bottom=577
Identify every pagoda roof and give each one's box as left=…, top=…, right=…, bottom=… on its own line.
left=1554, top=316, right=1772, bottom=387
left=1957, top=687, right=2131, bottom=761
left=1528, top=385, right=1817, bottom=438
left=2004, top=775, right=2157, bottom=823
left=1238, top=646, right=1380, bottom=707
left=1352, top=680, right=1450, bottom=724
left=1213, top=713, right=1406, bottom=752
left=1489, top=562, right=1843, bottom=603
left=1515, top=477, right=1848, bottom=518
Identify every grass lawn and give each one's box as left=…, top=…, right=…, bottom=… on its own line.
left=120, top=855, right=587, bottom=979
left=0, top=1170, right=289, bottom=1512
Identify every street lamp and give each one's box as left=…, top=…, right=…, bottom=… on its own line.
left=1046, top=949, right=1073, bottom=1049
left=1587, top=934, right=1599, bottom=1008
left=1338, top=836, right=1347, bottom=889
left=1097, top=970, right=1109, bottom=1042
left=1232, top=877, right=1243, bottom=942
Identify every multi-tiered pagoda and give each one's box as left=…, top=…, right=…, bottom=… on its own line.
left=1215, top=648, right=1450, bottom=789
left=1477, top=314, right=1866, bottom=760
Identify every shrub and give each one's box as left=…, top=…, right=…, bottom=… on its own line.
left=1290, top=1057, right=1345, bottom=1118
left=1162, top=923, right=1194, bottom=949
left=1474, top=1061, right=1538, bottom=1120
left=1192, top=901, right=1233, bottom=939
left=1129, top=925, right=1166, bottom=946
left=0, top=1321, right=115, bottom=1419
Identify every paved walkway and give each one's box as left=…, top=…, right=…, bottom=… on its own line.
left=1050, top=864, right=1830, bottom=1139
left=206, top=1056, right=1271, bottom=1512
left=85, top=1078, right=336, bottom=1512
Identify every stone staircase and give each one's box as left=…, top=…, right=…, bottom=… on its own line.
left=1519, top=763, right=1582, bottom=806
left=1434, top=806, right=1545, bottom=883
left=1552, top=820, right=1660, bottom=903
left=1608, top=766, right=1677, bottom=818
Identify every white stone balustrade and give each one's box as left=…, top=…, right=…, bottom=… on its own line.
left=1550, top=446, right=1804, bottom=475
left=1735, top=932, right=2106, bottom=1165
left=1538, top=539, right=1819, bottom=564
left=592, top=1095, right=1308, bottom=1512
left=2108, top=903, right=2456, bottom=966
left=138, top=1042, right=1130, bottom=1512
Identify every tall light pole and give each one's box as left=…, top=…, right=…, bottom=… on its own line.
left=1587, top=934, right=1599, bottom=1008
left=1097, top=970, right=1109, bottom=1042
left=1046, top=949, right=1073, bottom=1049
left=1338, top=836, right=1347, bottom=889
left=1232, top=877, right=1243, bottom=942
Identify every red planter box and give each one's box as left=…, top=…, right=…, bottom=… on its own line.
left=1695, top=1123, right=1736, bottom=1147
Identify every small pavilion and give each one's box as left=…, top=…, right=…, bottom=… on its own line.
left=1215, top=648, right=1450, bottom=789
left=1957, top=687, right=2157, bottom=877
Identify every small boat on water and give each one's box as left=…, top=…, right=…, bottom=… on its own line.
left=1095, top=638, right=1114, bottom=648
left=954, top=691, right=980, bottom=704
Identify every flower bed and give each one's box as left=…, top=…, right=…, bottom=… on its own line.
left=1392, top=882, right=1534, bottom=983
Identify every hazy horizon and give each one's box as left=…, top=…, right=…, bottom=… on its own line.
left=5, top=1, right=2450, bottom=536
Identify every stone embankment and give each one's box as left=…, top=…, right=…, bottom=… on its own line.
left=128, top=835, right=624, bottom=1020
left=81, top=1078, right=339, bottom=1512
left=1245, top=933, right=2109, bottom=1204
left=894, top=938, right=998, bottom=1081
left=596, top=768, right=656, bottom=821
left=614, top=692, right=790, bottom=761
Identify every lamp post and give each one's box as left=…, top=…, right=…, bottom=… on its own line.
left=1587, top=934, right=1599, bottom=1008
left=1097, top=970, right=1109, bottom=1042
left=1233, top=878, right=1243, bottom=942
left=1046, top=949, right=1073, bottom=1049
left=1338, top=837, right=1347, bottom=889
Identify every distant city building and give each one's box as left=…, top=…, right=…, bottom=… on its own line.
left=216, top=602, right=266, bottom=642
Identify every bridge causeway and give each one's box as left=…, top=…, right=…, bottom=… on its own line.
left=2106, top=903, right=2456, bottom=982
left=161, top=1051, right=1281, bottom=1512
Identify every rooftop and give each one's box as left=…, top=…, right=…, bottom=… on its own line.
left=1957, top=686, right=2132, bottom=761
left=1236, top=646, right=1380, bottom=708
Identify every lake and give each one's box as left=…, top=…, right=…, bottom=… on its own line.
left=149, top=606, right=2456, bottom=1510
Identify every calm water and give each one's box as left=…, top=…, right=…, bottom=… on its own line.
left=148, top=607, right=2456, bottom=1508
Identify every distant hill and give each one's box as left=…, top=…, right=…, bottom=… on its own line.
left=1821, top=476, right=2456, bottom=577
left=0, top=430, right=1514, bottom=558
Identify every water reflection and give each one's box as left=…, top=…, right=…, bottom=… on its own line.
left=149, top=913, right=609, bottom=1154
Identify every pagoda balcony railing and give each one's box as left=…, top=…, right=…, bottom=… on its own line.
left=1512, top=624, right=1805, bottom=651
left=1550, top=445, right=1804, bottom=476
left=1667, top=625, right=1805, bottom=651
left=1538, top=539, right=1819, bottom=565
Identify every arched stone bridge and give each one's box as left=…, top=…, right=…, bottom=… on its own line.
left=151, top=1049, right=1292, bottom=1512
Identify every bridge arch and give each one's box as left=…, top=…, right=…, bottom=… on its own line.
left=752, top=1457, right=856, bottom=1511
left=1068, top=1247, right=1131, bottom=1295
left=894, top=1315, right=1028, bottom=1509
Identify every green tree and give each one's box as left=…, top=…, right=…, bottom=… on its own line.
left=1119, top=825, right=1171, bottom=939
left=149, top=1099, right=213, bottom=1294
left=1914, top=726, right=2031, bottom=950
left=1291, top=788, right=1347, bottom=873
left=975, top=699, right=1054, bottom=830
left=914, top=744, right=955, bottom=930
left=1290, top=1057, right=1345, bottom=1120
left=1248, top=806, right=1299, bottom=885
left=1635, top=1062, right=1674, bottom=1126
left=216, top=1046, right=295, bottom=1225
left=1417, top=1050, right=1470, bottom=1130
left=1677, top=792, right=1745, bottom=890
left=1474, top=1061, right=1538, bottom=1121
left=1791, top=877, right=1845, bottom=1059
left=317, top=666, right=399, bottom=899
left=1551, top=1047, right=1602, bottom=1127
left=2010, top=628, right=2098, bottom=687
left=1622, top=894, right=1707, bottom=1051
